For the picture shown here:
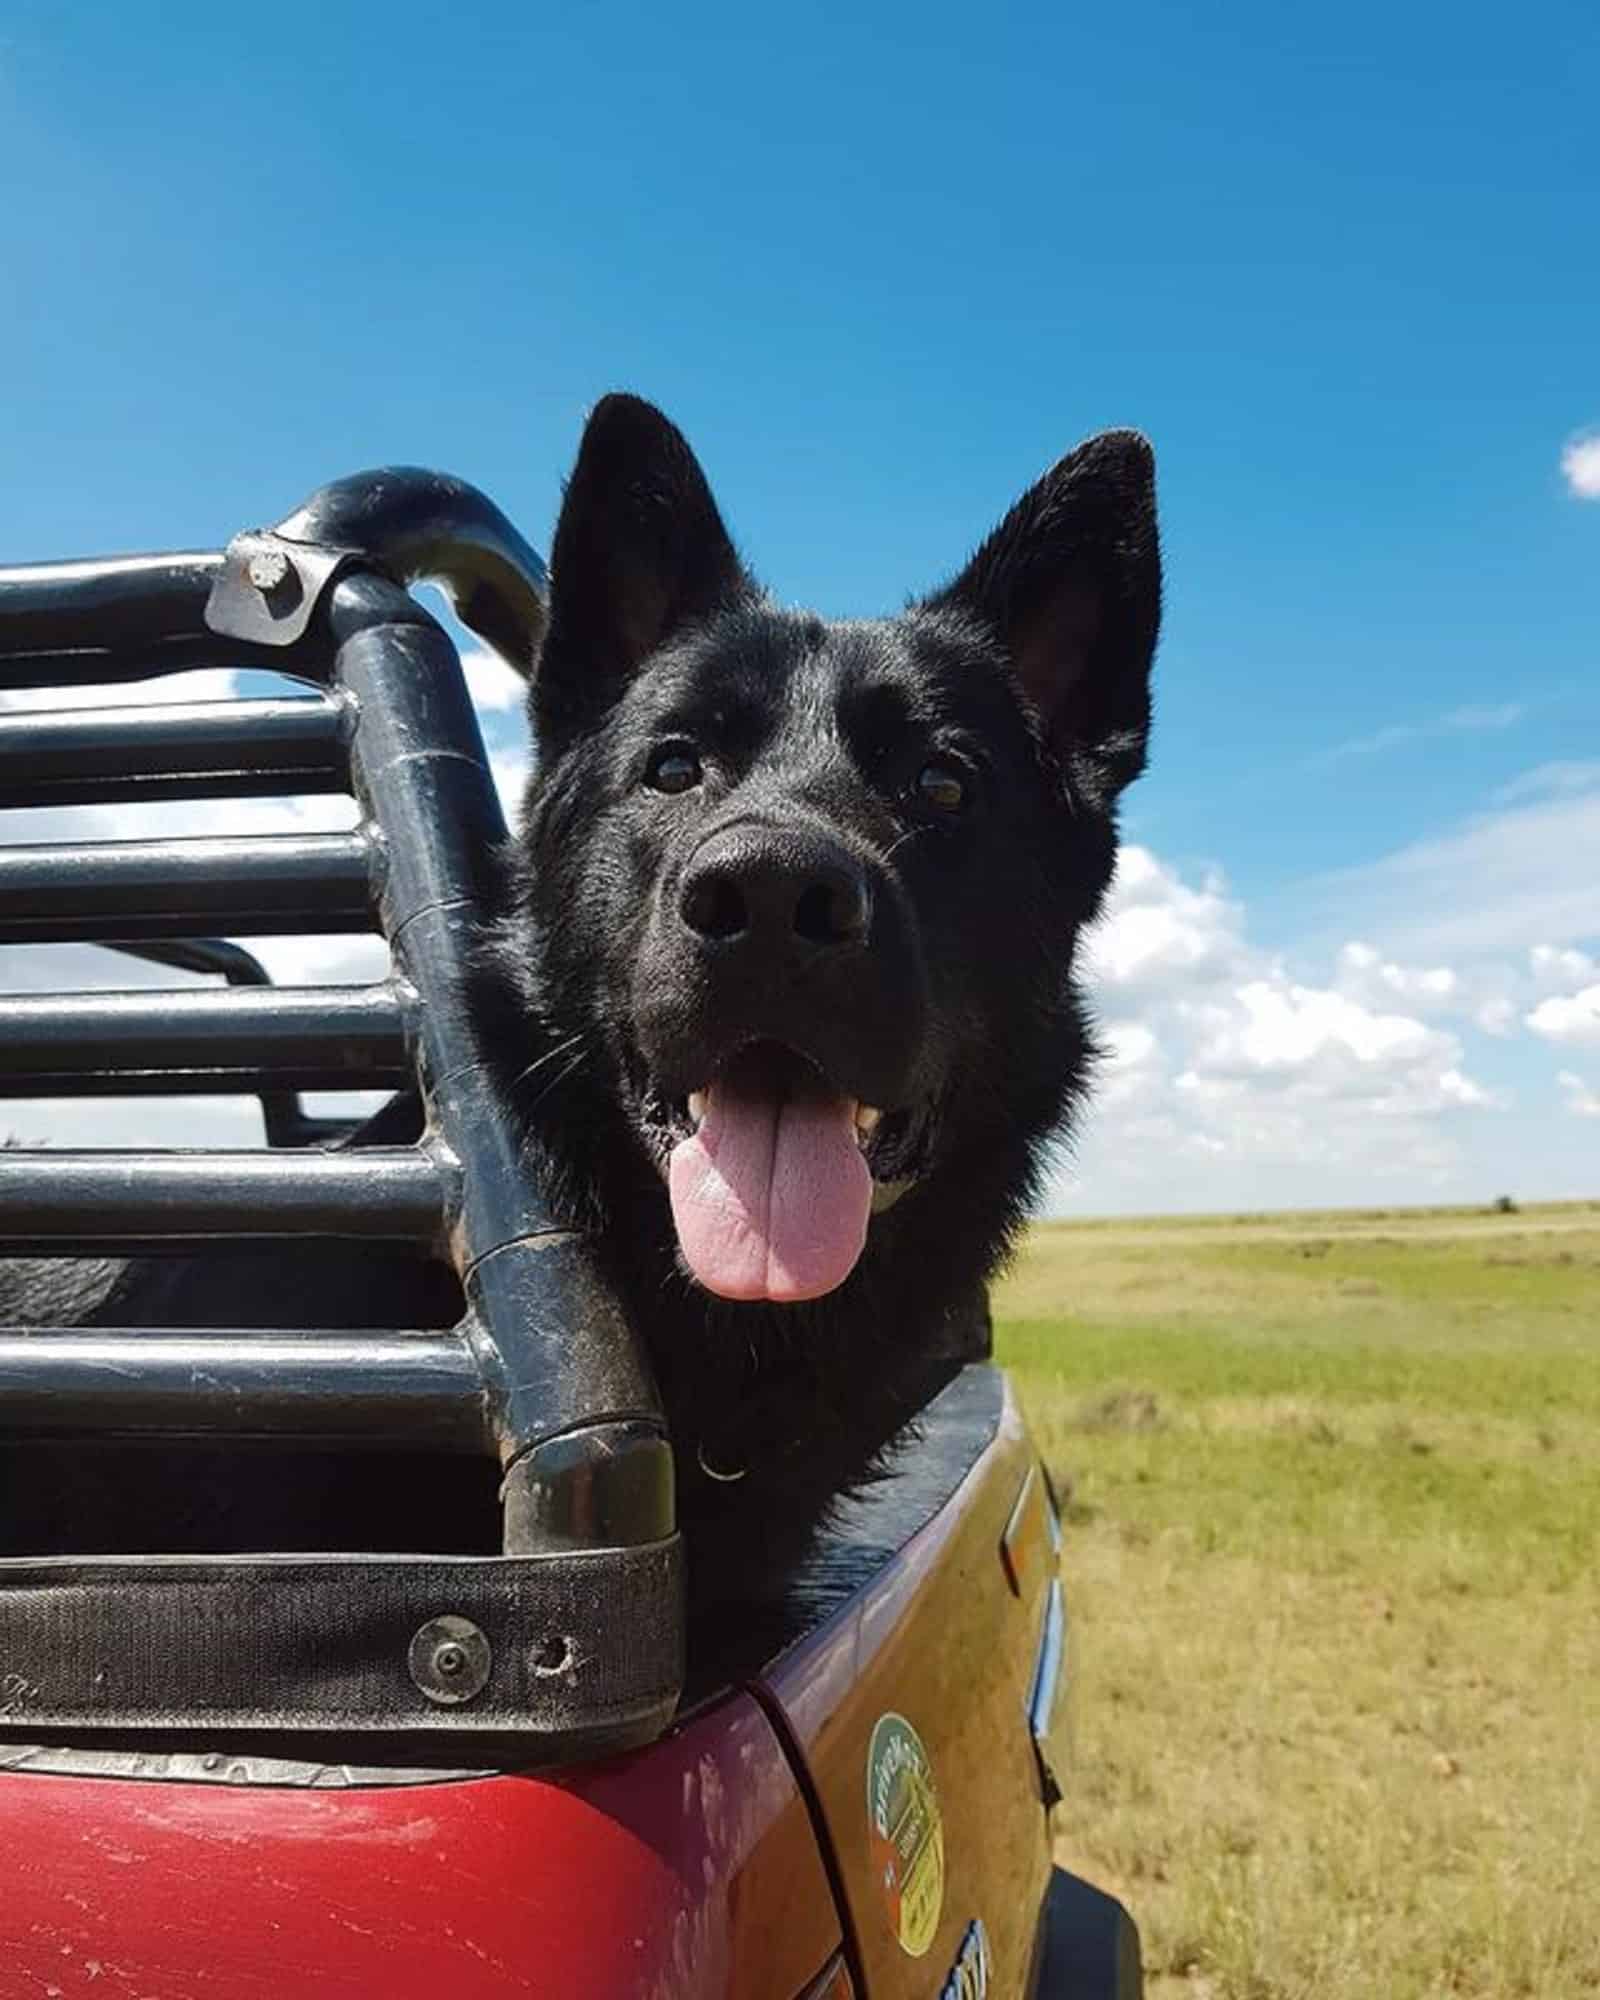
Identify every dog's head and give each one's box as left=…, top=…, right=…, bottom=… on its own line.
left=504, top=395, right=1159, bottom=1307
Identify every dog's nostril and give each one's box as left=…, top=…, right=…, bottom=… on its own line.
left=681, top=872, right=747, bottom=941
left=795, top=876, right=870, bottom=946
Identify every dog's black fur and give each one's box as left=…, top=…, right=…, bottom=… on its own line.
left=0, top=397, right=1160, bottom=1624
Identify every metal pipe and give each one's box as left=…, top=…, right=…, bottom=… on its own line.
left=0, top=830, right=375, bottom=943
left=0, top=552, right=225, bottom=681
left=0, top=696, right=348, bottom=808
left=0, top=983, right=407, bottom=1095
left=0, top=471, right=545, bottom=687
left=106, top=938, right=290, bottom=985
left=273, top=468, right=546, bottom=672
left=328, top=574, right=673, bottom=1555
left=94, top=944, right=387, bottom=1146
left=0, top=1146, right=449, bottom=1251
left=0, top=1330, right=488, bottom=1449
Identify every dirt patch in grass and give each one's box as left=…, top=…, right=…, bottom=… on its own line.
left=1073, top=1387, right=1167, bottom=1432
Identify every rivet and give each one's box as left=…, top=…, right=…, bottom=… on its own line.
left=408, top=1615, right=492, bottom=1706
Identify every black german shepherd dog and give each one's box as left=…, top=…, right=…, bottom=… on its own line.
left=0, top=396, right=1160, bottom=1626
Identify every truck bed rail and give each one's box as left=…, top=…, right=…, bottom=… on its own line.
left=0, top=470, right=682, bottom=1753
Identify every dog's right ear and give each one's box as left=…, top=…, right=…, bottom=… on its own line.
left=924, top=430, right=1161, bottom=803
left=534, top=395, right=752, bottom=754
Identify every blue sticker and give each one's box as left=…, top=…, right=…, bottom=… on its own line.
left=940, top=1918, right=990, bottom=2000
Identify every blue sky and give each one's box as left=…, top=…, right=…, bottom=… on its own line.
left=1, top=0, right=1596, bottom=1212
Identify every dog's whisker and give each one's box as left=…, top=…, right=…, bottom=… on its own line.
left=522, top=1050, right=590, bottom=1115
left=503, top=1033, right=586, bottom=1101
left=878, top=827, right=923, bottom=866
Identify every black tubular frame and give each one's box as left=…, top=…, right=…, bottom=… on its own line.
left=98, top=938, right=387, bottom=1145
left=0, top=471, right=682, bottom=1752
left=0, top=692, right=349, bottom=808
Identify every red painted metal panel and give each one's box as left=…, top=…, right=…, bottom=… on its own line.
left=0, top=1692, right=839, bottom=1999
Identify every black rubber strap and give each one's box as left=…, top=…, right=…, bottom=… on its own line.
left=0, top=1543, right=681, bottom=1746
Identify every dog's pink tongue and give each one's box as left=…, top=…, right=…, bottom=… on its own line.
left=668, top=1078, right=871, bottom=1302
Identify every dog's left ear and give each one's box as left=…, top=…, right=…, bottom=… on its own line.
left=925, top=430, right=1161, bottom=801
left=534, top=395, right=754, bottom=755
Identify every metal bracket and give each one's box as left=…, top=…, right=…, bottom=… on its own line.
left=204, top=530, right=358, bottom=652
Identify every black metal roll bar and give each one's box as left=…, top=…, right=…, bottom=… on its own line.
left=0, top=1329, right=488, bottom=1450
left=0, top=693, right=349, bottom=808
left=272, top=467, right=548, bottom=672
left=0, top=552, right=229, bottom=683
left=0, top=940, right=391, bottom=1160
left=0, top=467, right=545, bottom=683
left=0, top=471, right=681, bottom=1751
left=0, top=828, right=377, bottom=942
left=0, top=1144, right=450, bottom=1250
left=100, top=939, right=381, bottom=1146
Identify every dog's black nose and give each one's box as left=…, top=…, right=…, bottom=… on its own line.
left=679, top=828, right=872, bottom=952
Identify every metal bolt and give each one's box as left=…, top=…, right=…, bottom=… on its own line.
left=408, top=1615, right=492, bottom=1706
left=246, top=547, right=293, bottom=596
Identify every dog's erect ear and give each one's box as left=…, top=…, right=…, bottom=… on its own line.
left=534, top=395, right=752, bottom=751
left=925, top=430, right=1161, bottom=801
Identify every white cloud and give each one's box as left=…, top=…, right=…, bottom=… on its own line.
left=1304, top=785, right=1600, bottom=965
left=1194, top=979, right=1448, bottom=1077
left=1324, top=701, right=1523, bottom=761
left=1446, top=702, right=1523, bottom=731
left=1042, top=787, right=1596, bottom=1210
left=1560, top=431, right=1600, bottom=501
left=1052, top=842, right=1514, bottom=1213
left=0, top=1094, right=266, bottom=1151
left=1495, top=761, right=1600, bottom=805
left=1527, top=984, right=1600, bottom=1047
left=1530, top=945, right=1597, bottom=993
left=248, top=934, right=391, bottom=987
left=1335, top=940, right=1457, bottom=1009
left=1081, top=847, right=1240, bottom=992
left=0, top=788, right=359, bottom=852
left=0, top=668, right=242, bottom=713
left=1102, top=1019, right=1160, bottom=1070
left=1337, top=939, right=1531, bottom=1042
left=1475, top=996, right=1518, bottom=1037
left=1050, top=796, right=1600, bottom=1209
left=1437, top=1068, right=1495, bottom=1108
left=489, top=744, right=531, bottom=819
left=1092, top=1019, right=1163, bottom=1110
left=1556, top=1071, right=1600, bottom=1118
left=460, top=648, right=528, bottom=713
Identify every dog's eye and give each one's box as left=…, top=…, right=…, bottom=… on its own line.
left=913, top=758, right=970, bottom=814
left=644, top=744, right=703, bottom=795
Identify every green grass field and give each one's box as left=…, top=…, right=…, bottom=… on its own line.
left=994, top=1201, right=1599, bottom=2000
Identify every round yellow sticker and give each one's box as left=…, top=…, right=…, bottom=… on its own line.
left=866, top=1711, right=946, bottom=1957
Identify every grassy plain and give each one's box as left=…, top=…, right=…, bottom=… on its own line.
left=994, top=1200, right=1599, bottom=2000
